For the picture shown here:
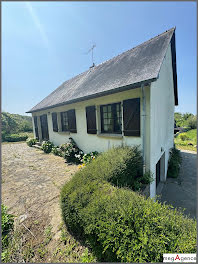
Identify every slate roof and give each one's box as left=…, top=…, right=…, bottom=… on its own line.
left=27, top=27, right=178, bottom=113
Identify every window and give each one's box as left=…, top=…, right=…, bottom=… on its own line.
left=61, top=111, right=69, bottom=131
left=52, top=113, right=58, bottom=132
left=100, top=102, right=122, bottom=134
left=60, top=109, right=77, bottom=133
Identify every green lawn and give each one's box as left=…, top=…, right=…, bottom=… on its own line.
left=175, top=129, right=197, bottom=152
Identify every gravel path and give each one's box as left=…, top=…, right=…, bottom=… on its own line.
left=2, top=142, right=79, bottom=261
left=160, top=149, right=197, bottom=218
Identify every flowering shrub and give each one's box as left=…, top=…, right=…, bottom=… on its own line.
left=51, top=146, right=63, bottom=157
left=26, top=138, right=37, bottom=147
left=60, top=138, right=84, bottom=164
left=41, top=141, right=54, bottom=153
left=82, top=151, right=99, bottom=164
left=78, top=163, right=86, bottom=169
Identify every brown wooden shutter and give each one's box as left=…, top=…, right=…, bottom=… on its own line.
left=68, top=109, right=77, bottom=133
left=86, top=106, right=97, bottom=134
left=52, top=113, right=58, bottom=132
left=33, top=116, right=39, bottom=139
left=123, top=98, right=140, bottom=136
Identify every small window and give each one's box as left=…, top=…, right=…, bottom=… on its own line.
left=100, top=102, right=122, bottom=134
left=52, top=113, right=58, bottom=132
left=61, top=112, right=69, bottom=131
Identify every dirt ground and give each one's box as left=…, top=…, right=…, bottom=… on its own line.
left=2, top=142, right=91, bottom=262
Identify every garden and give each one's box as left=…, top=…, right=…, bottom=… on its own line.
left=2, top=135, right=196, bottom=262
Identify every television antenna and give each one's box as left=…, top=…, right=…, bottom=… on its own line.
left=85, top=44, right=96, bottom=66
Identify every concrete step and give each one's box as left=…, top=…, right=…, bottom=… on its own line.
left=32, top=144, right=42, bottom=150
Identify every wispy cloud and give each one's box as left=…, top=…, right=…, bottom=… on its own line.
left=25, top=2, right=49, bottom=48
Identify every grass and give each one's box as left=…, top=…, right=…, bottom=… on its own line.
left=174, top=129, right=197, bottom=152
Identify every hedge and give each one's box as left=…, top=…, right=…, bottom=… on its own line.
left=4, top=134, right=28, bottom=142
left=61, top=146, right=196, bottom=262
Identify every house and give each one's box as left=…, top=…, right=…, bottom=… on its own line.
left=27, top=27, right=178, bottom=198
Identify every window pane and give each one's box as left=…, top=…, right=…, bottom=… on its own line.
left=103, top=106, right=107, bottom=112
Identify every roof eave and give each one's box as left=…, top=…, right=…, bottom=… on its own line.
left=26, top=78, right=157, bottom=113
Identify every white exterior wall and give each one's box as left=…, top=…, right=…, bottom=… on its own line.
left=32, top=87, right=150, bottom=167
left=149, top=44, right=175, bottom=197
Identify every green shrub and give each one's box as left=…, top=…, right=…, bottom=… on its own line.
left=60, top=138, right=84, bottom=164
left=82, top=151, right=99, bottom=164
left=26, top=138, right=37, bottom=147
left=4, top=134, right=28, bottom=142
left=61, top=147, right=196, bottom=262
left=1, top=204, right=14, bottom=259
left=187, top=115, right=197, bottom=129
left=179, top=133, right=189, bottom=141
left=167, top=146, right=182, bottom=178
left=41, top=141, right=54, bottom=153
left=51, top=146, right=63, bottom=157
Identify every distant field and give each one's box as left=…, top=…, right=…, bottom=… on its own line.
left=175, top=129, right=197, bottom=152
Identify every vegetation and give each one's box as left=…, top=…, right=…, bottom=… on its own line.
left=26, top=138, right=37, bottom=147
left=61, top=146, right=196, bottom=262
left=1, top=204, right=15, bottom=262
left=175, top=129, right=197, bottom=152
left=82, top=151, right=99, bottom=164
left=167, top=146, right=182, bottom=178
left=4, top=133, right=28, bottom=142
left=2, top=112, right=33, bottom=142
left=60, top=138, right=84, bottom=163
left=51, top=146, right=63, bottom=156
left=41, top=141, right=54, bottom=153
left=174, top=112, right=197, bottom=129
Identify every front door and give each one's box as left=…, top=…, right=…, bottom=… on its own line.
left=40, top=114, right=49, bottom=141
left=156, top=158, right=161, bottom=188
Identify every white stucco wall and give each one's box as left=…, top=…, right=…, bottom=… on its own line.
left=32, top=87, right=150, bottom=164
left=149, top=44, right=175, bottom=197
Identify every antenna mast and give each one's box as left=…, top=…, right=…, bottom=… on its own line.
left=86, top=44, right=96, bottom=67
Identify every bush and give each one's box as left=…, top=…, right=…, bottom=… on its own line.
left=82, top=151, right=99, bottom=164
left=1, top=204, right=14, bottom=253
left=179, top=133, right=189, bottom=141
left=61, top=147, right=196, bottom=262
left=4, top=134, right=28, bottom=142
left=167, top=146, right=182, bottom=178
left=26, top=138, right=37, bottom=147
left=187, top=116, right=197, bottom=129
left=51, top=146, right=63, bottom=157
left=60, top=138, right=84, bottom=164
left=41, top=141, right=54, bottom=153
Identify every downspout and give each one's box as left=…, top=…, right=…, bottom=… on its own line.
left=141, top=83, right=146, bottom=174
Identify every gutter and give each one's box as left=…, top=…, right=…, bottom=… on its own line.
left=26, top=78, right=157, bottom=113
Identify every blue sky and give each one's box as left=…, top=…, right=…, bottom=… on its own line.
left=2, top=1, right=197, bottom=115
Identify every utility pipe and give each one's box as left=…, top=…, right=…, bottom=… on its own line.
left=141, top=83, right=146, bottom=174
